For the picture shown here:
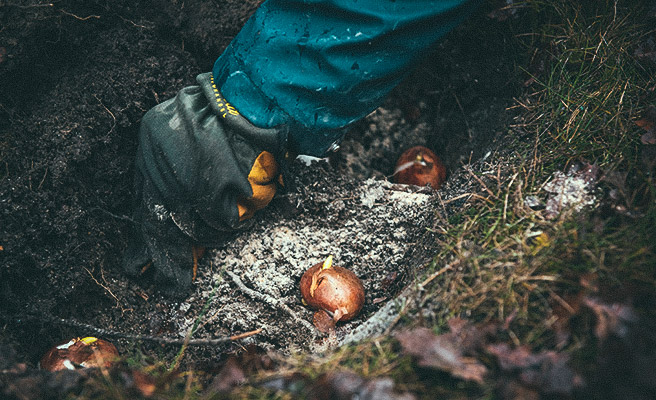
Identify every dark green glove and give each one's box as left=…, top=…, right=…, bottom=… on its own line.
left=123, top=72, right=288, bottom=297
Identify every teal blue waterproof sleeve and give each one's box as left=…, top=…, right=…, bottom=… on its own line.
left=213, top=0, right=480, bottom=156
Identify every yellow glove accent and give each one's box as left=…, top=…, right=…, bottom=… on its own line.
left=237, top=151, right=279, bottom=221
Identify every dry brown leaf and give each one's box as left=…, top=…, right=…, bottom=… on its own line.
left=260, top=371, right=416, bottom=399
left=447, top=317, right=497, bottom=353
left=128, top=370, right=157, bottom=398
left=583, top=296, right=638, bottom=340
left=307, top=371, right=416, bottom=400
left=581, top=294, right=656, bottom=398
left=206, top=345, right=274, bottom=395
left=487, top=344, right=540, bottom=370
left=208, top=357, right=246, bottom=393
left=634, top=34, right=656, bottom=64
left=636, top=106, right=656, bottom=145
left=486, top=343, right=581, bottom=396
left=395, top=327, right=487, bottom=384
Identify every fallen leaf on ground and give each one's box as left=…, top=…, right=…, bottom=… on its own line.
left=583, top=296, right=638, bottom=340
left=634, top=34, right=656, bottom=65
left=446, top=317, right=497, bottom=352
left=395, top=326, right=487, bottom=384
left=576, top=287, right=656, bottom=398
left=307, top=371, right=416, bottom=400
left=487, top=343, right=582, bottom=396
left=118, top=370, right=157, bottom=398
left=258, top=371, right=416, bottom=399
left=635, top=106, right=656, bottom=145
left=207, top=358, right=246, bottom=394
left=206, top=345, right=274, bottom=395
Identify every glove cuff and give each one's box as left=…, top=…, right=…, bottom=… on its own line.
left=197, top=72, right=289, bottom=161
left=197, top=71, right=296, bottom=194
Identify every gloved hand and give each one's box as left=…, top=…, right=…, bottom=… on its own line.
left=123, top=72, right=288, bottom=297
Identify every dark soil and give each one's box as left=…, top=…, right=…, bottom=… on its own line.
left=0, top=0, right=521, bottom=384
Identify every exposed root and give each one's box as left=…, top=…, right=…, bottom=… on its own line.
left=84, top=267, right=131, bottom=314
left=10, top=314, right=262, bottom=347
left=59, top=9, right=100, bottom=21
left=226, top=270, right=315, bottom=333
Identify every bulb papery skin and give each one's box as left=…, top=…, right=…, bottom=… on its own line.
left=393, top=146, right=447, bottom=189
left=39, top=337, right=118, bottom=372
left=300, top=262, right=365, bottom=322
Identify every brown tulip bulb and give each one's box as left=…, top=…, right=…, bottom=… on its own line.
left=300, top=255, right=365, bottom=323
left=393, top=146, right=447, bottom=189
left=39, top=337, right=119, bottom=372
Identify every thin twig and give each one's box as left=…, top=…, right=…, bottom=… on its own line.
left=503, top=172, right=520, bottom=224
left=229, top=329, right=264, bottom=341
left=93, top=94, right=116, bottom=134
left=38, top=167, right=48, bottom=190
left=549, top=290, right=576, bottom=315
left=469, top=192, right=496, bottom=205
left=440, top=192, right=473, bottom=205
left=466, top=167, right=497, bottom=199
left=60, top=9, right=100, bottom=20
left=118, top=15, right=152, bottom=29
left=90, top=207, right=135, bottom=222
left=84, top=267, right=129, bottom=313
left=383, top=297, right=409, bottom=336
left=171, top=269, right=224, bottom=370
left=8, top=3, right=53, bottom=8
left=452, top=91, right=471, bottom=133
left=434, top=191, right=449, bottom=226
left=11, top=314, right=261, bottom=346
left=226, top=270, right=315, bottom=332
left=420, top=265, right=453, bottom=288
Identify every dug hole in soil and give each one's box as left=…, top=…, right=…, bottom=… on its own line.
left=0, top=0, right=520, bottom=370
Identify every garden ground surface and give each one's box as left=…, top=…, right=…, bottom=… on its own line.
left=1, top=1, right=655, bottom=399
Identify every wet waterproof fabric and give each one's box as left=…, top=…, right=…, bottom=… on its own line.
left=123, top=72, right=288, bottom=296
left=213, top=0, right=480, bottom=156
